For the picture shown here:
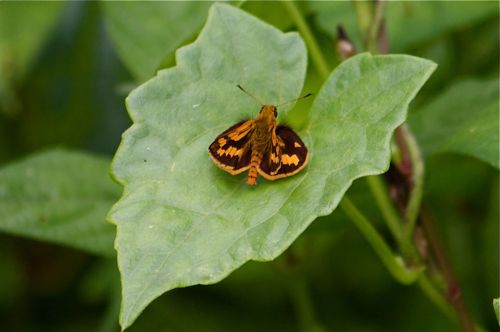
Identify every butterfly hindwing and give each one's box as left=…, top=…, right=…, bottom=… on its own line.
left=257, top=131, right=282, bottom=178
left=208, top=120, right=255, bottom=175
left=258, top=125, right=308, bottom=180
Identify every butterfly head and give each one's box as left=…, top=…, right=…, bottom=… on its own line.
left=259, top=105, right=278, bottom=118
left=257, top=105, right=278, bottom=127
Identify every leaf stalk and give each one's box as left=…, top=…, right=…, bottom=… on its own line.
left=340, top=197, right=421, bottom=284
left=282, top=1, right=331, bottom=80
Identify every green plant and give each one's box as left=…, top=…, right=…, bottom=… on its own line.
left=0, top=2, right=497, bottom=331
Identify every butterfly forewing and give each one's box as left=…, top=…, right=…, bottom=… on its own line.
left=208, top=120, right=255, bottom=175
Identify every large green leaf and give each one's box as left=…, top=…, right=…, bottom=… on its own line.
left=109, top=3, right=435, bottom=329
left=311, top=2, right=496, bottom=52
left=409, top=78, right=499, bottom=168
left=0, top=149, right=119, bottom=257
left=102, top=2, right=212, bottom=82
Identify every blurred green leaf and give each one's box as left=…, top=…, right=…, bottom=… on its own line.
left=386, top=2, right=497, bottom=51
left=409, top=78, right=499, bottom=168
left=242, top=0, right=298, bottom=31
left=311, top=2, right=496, bottom=52
left=494, top=298, right=500, bottom=326
left=0, top=2, right=65, bottom=113
left=0, top=149, right=119, bottom=256
left=3, top=2, right=131, bottom=158
left=109, top=3, right=435, bottom=328
left=0, top=2, right=64, bottom=78
left=102, top=2, right=212, bottom=82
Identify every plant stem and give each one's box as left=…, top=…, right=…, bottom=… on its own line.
left=285, top=4, right=468, bottom=329
left=351, top=2, right=477, bottom=330
left=400, top=124, right=424, bottom=237
left=340, top=197, right=421, bottom=284
left=288, top=275, right=326, bottom=332
left=365, top=175, right=402, bottom=242
left=367, top=0, right=386, bottom=53
left=275, top=249, right=325, bottom=332
left=283, top=0, right=425, bottom=314
left=282, top=1, right=331, bottom=80
left=417, top=275, right=455, bottom=319
left=394, top=126, right=412, bottom=178
left=352, top=1, right=373, bottom=50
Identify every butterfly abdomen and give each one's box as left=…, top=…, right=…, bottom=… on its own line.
left=247, top=149, right=263, bottom=186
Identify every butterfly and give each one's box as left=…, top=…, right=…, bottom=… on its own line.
left=208, top=85, right=311, bottom=186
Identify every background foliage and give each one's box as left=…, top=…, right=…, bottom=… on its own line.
left=0, top=1, right=497, bottom=331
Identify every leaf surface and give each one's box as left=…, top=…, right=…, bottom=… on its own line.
left=409, top=78, right=499, bottom=168
left=102, top=2, right=211, bottom=82
left=109, top=4, right=436, bottom=329
left=0, top=149, right=119, bottom=256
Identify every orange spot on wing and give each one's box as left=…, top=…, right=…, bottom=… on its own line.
left=282, top=154, right=299, bottom=166
left=229, top=131, right=249, bottom=141
left=218, top=137, right=227, bottom=147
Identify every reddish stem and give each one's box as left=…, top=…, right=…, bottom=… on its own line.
left=420, top=206, right=475, bottom=332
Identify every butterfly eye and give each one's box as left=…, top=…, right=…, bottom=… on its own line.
left=273, top=108, right=278, bottom=117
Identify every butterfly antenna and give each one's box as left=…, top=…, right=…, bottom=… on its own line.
left=236, top=85, right=264, bottom=105
left=276, top=93, right=313, bottom=107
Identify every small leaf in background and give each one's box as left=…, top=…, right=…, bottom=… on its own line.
left=109, top=3, right=436, bottom=328
left=409, top=78, right=499, bottom=168
left=0, top=1, right=65, bottom=113
left=102, top=2, right=212, bottom=82
left=0, top=149, right=119, bottom=257
left=311, top=2, right=497, bottom=52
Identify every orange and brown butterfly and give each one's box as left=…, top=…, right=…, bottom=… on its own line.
left=208, top=85, right=311, bottom=186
